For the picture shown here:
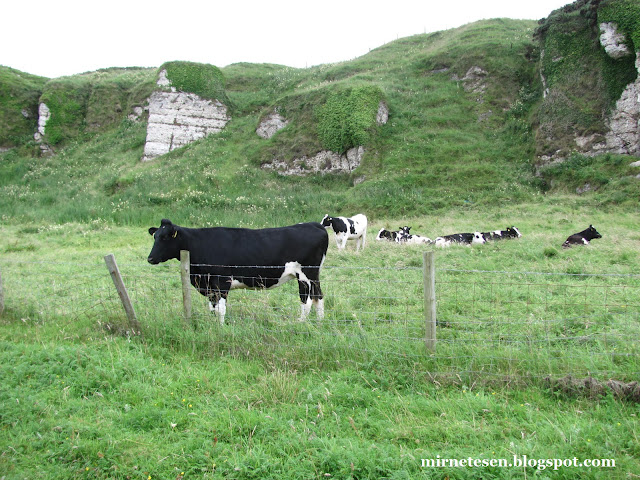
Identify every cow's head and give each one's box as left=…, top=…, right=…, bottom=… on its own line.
left=506, top=226, right=522, bottom=238
left=147, top=219, right=181, bottom=264
left=587, top=225, right=602, bottom=239
left=321, top=215, right=333, bottom=227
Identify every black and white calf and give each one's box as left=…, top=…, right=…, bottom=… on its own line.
left=562, top=225, right=602, bottom=248
left=397, top=226, right=433, bottom=245
left=481, top=226, right=522, bottom=242
left=321, top=214, right=368, bottom=251
left=376, top=228, right=400, bottom=242
left=434, top=231, right=485, bottom=247
left=147, top=219, right=329, bottom=323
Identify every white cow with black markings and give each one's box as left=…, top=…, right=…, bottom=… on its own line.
left=321, top=214, right=368, bottom=251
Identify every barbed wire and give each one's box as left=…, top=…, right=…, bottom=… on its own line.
left=1, top=259, right=638, bottom=383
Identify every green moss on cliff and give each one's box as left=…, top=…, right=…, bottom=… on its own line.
left=0, top=66, right=48, bottom=147
left=160, top=61, right=229, bottom=106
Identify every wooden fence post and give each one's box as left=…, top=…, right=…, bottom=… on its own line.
left=0, top=267, right=4, bottom=316
left=423, top=251, right=437, bottom=352
left=104, top=254, right=141, bottom=334
left=180, top=250, right=192, bottom=323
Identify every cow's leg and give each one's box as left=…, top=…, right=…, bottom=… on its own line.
left=340, top=235, right=348, bottom=250
left=207, top=290, right=229, bottom=325
left=310, top=279, right=324, bottom=319
left=297, top=277, right=312, bottom=321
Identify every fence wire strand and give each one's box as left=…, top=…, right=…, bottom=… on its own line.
left=1, top=260, right=638, bottom=383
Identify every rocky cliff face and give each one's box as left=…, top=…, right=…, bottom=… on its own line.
left=600, top=24, right=639, bottom=157
left=141, top=70, right=230, bottom=161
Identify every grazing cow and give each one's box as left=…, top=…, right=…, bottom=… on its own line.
left=481, top=226, right=522, bottom=242
left=321, top=214, right=368, bottom=251
left=434, top=231, right=485, bottom=247
left=147, top=219, right=328, bottom=324
left=397, top=226, right=433, bottom=245
left=562, top=225, right=602, bottom=248
left=376, top=228, right=400, bottom=242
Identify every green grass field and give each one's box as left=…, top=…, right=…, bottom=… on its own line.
left=1, top=203, right=639, bottom=479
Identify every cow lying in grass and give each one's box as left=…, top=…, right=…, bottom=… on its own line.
left=481, top=226, right=522, bottom=242
left=376, top=228, right=400, bottom=242
left=562, top=225, right=602, bottom=248
left=397, top=226, right=432, bottom=244
left=435, top=232, right=485, bottom=247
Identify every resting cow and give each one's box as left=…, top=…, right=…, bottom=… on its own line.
left=147, top=219, right=328, bottom=323
left=434, top=232, right=485, bottom=247
left=562, top=225, right=602, bottom=248
left=321, top=214, right=368, bottom=251
left=397, top=226, right=433, bottom=244
left=481, top=226, right=522, bottom=242
left=376, top=228, right=400, bottom=242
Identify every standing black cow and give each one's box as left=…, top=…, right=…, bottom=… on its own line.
left=147, top=219, right=329, bottom=323
left=562, top=225, right=602, bottom=248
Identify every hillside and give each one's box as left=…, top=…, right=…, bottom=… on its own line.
left=0, top=0, right=639, bottom=228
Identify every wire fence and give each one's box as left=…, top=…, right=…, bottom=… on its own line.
left=1, top=259, right=639, bottom=386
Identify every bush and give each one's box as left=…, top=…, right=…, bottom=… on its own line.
left=315, top=85, right=383, bottom=153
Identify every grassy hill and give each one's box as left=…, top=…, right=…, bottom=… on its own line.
left=1, top=13, right=638, bottom=229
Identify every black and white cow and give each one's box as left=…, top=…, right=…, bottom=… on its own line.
left=481, top=226, right=522, bottom=242
left=147, top=219, right=329, bottom=323
left=397, top=226, right=433, bottom=245
left=562, top=225, right=602, bottom=248
left=434, top=231, right=485, bottom=247
left=376, top=228, right=400, bottom=242
left=321, top=214, right=368, bottom=251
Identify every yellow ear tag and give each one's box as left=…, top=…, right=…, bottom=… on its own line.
left=172, top=230, right=178, bottom=238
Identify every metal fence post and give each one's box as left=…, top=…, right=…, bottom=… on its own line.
left=423, top=251, right=437, bottom=352
left=180, top=250, right=192, bottom=323
left=104, top=253, right=141, bottom=334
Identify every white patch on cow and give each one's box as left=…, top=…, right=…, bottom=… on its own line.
left=273, top=261, right=307, bottom=288
left=492, top=230, right=502, bottom=237
left=405, top=235, right=432, bottom=245
left=472, top=232, right=485, bottom=245
left=512, top=227, right=522, bottom=237
left=313, top=298, right=325, bottom=319
left=300, top=298, right=313, bottom=321
left=435, top=237, right=451, bottom=248
left=582, top=238, right=589, bottom=245
left=209, top=297, right=227, bottom=325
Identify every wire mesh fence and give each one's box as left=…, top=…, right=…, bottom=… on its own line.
left=1, top=258, right=638, bottom=384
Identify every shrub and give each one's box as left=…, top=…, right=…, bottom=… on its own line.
left=315, top=85, right=383, bottom=153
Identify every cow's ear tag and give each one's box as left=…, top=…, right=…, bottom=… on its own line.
left=172, top=230, right=178, bottom=238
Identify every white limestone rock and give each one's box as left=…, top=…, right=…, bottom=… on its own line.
left=599, top=22, right=632, bottom=59
left=256, top=110, right=289, bottom=139
left=142, top=70, right=230, bottom=161
left=263, top=146, right=364, bottom=176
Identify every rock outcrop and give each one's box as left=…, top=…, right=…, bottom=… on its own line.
left=599, top=22, right=632, bottom=59
left=603, top=45, right=640, bottom=156
left=260, top=101, right=388, bottom=175
left=256, top=110, right=288, bottom=139
left=33, top=103, right=53, bottom=155
left=262, top=146, right=365, bottom=176
left=142, top=70, right=230, bottom=161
